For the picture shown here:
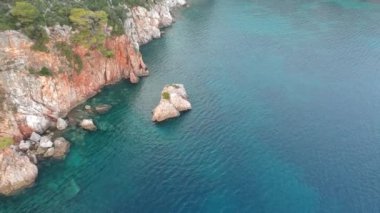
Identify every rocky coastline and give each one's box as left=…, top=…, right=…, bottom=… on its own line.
left=0, top=0, right=187, bottom=196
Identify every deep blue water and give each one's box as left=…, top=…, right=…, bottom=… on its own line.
left=2, top=0, right=380, bottom=212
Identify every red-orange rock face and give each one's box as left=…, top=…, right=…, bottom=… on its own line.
left=0, top=31, right=148, bottom=139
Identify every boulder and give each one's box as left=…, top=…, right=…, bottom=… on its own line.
left=53, top=137, right=70, bottom=159
left=0, top=148, right=38, bottom=196
left=56, top=118, right=68, bottom=130
left=152, top=100, right=180, bottom=122
left=25, top=115, right=50, bottom=134
left=29, top=132, right=41, bottom=142
left=35, top=147, right=47, bottom=156
left=43, top=147, right=55, bottom=158
left=18, top=140, right=31, bottom=151
left=95, top=104, right=112, bottom=114
left=152, top=84, right=191, bottom=122
left=80, top=119, right=97, bottom=131
left=39, top=136, right=53, bottom=148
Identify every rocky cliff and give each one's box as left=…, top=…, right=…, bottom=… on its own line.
left=0, top=0, right=186, bottom=141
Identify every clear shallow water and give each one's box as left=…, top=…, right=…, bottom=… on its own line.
left=2, top=0, right=380, bottom=212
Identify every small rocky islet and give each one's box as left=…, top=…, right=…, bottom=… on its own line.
left=152, top=84, right=192, bottom=122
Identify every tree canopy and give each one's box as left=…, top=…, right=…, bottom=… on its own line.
left=11, top=1, right=40, bottom=25
left=69, top=8, right=108, bottom=49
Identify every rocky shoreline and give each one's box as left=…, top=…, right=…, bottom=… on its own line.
left=0, top=0, right=187, bottom=196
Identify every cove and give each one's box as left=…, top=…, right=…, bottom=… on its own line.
left=2, top=0, right=380, bottom=212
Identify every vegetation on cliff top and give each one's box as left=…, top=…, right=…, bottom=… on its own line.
left=0, top=0, right=157, bottom=75
left=0, top=0, right=157, bottom=50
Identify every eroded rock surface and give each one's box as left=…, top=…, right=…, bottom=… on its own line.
left=125, top=0, right=187, bottom=47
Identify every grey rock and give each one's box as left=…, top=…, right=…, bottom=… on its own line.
left=26, top=115, right=50, bottom=134
left=56, top=118, right=68, bottom=130
left=19, top=140, right=31, bottom=151
left=0, top=148, right=38, bottom=196
left=43, top=147, right=55, bottom=158
left=53, top=137, right=70, bottom=159
left=35, top=147, right=47, bottom=155
left=124, top=0, right=187, bottom=47
left=80, top=119, right=97, bottom=131
left=39, top=136, right=53, bottom=148
left=27, top=153, right=38, bottom=164
left=152, top=100, right=180, bottom=122
left=29, top=132, right=41, bottom=142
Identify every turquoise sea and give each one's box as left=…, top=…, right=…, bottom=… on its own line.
left=2, top=0, right=380, bottom=212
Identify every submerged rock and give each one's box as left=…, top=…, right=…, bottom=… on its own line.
left=43, top=147, right=55, bottom=158
left=95, top=104, right=112, bottom=114
left=152, top=84, right=191, bottom=122
left=63, top=179, right=80, bottom=199
left=53, top=137, right=70, bottom=159
left=0, top=148, right=38, bottom=196
left=80, top=119, right=97, bottom=131
left=56, top=118, right=68, bottom=130
left=35, top=146, right=47, bottom=156
left=84, top=105, right=93, bottom=113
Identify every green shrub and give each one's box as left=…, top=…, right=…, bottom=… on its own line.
left=162, top=92, right=170, bottom=100
left=0, top=11, right=15, bottom=31
left=0, top=137, right=13, bottom=150
left=31, top=40, right=49, bottom=52
left=73, top=54, right=83, bottom=73
left=38, top=67, right=53, bottom=76
left=22, top=25, right=49, bottom=52
left=28, top=67, right=36, bottom=74
left=11, top=1, right=40, bottom=25
left=100, top=48, right=114, bottom=58
left=55, top=42, right=83, bottom=73
left=70, top=8, right=108, bottom=48
left=2, top=0, right=158, bottom=52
